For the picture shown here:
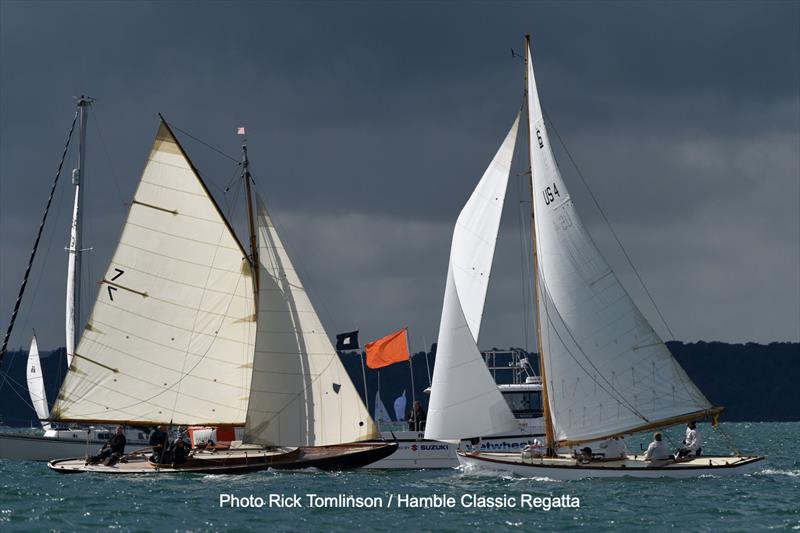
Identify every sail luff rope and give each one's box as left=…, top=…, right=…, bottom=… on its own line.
left=0, top=111, right=79, bottom=365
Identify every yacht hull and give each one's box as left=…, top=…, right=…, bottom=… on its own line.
left=0, top=432, right=147, bottom=462
left=47, top=442, right=397, bottom=474
left=458, top=451, right=766, bottom=480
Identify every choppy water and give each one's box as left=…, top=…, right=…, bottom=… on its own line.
left=1, top=422, right=798, bottom=532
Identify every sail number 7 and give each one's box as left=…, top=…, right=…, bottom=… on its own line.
left=542, top=182, right=560, bottom=205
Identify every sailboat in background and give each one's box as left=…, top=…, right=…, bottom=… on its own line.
left=425, top=35, right=764, bottom=479
left=0, top=109, right=394, bottom=473
left=0, top=97, right=151, bottom=461
left=25, top=335, right=49, bottom=430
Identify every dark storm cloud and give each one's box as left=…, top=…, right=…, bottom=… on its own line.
left=1, top=1, right=798, bottom=352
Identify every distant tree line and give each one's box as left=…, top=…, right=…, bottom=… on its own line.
left=0, top=341, right=796, bottom=427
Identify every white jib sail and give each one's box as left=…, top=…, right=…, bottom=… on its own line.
left=425, top=114, right=521, bottom=441
left=525, top=43, right=712, bottom=443
left=50, top=122, right=256, bottom=425
left=244, top=194, right=377, bottom=446
left=26, top=335, right=50, bottom=425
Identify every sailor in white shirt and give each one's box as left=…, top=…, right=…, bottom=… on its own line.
left=598, top=436, right=627, bottom=460
left=643, top=432, right=671, bottom=461
left=677, top=421, right=702, bottom=458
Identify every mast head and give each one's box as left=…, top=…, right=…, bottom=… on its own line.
left=75, top=95, right=95, bottom=107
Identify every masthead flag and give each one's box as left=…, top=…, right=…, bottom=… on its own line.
left=335, top=330, right=360, bottom=351
left=237, top=127, right=246, bottom=135
left=365, top=328, right=410, bottom=369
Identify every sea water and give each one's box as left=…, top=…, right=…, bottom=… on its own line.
left=1, top=422, right=798, bottom=531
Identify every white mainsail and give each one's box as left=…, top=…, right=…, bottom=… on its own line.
left=244, top=194, right=377, bottom=446
left=425, top=115, right=521, bottom=441
left=50, top=121, right=256, bottom=425
left=26, top=335, right=50, bottom=425
left=525, top=43, right=714, bottom=444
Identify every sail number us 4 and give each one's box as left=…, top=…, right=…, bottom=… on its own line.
left=542, top=182, right=560, bottom=206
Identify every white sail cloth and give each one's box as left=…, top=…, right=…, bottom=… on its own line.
left=244, top=194, right=377, bottom=446
left=26, top=335, right=50, bottom=425
left=374, top=391, right=392, bottom=423
left=425, top=115, right=521, bottom=441
left=51, top=122, right=256, bottom=425
left=525, top=43, right=712, bottom=444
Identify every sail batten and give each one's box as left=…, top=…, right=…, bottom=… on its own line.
left=425, top=114, right=521, bottom=441
left=50, top=121, right=256, bottom=426
left=244, top=194, right=377, bottom=447
left=525, top=43, right=712, bottom=442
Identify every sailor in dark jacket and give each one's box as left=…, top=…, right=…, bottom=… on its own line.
left=149, top=425, right=168, bottom=463
left=87, top=425, right=127, bottom=465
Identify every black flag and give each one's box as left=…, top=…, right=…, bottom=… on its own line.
left=336, top=330, right=360, bottom=351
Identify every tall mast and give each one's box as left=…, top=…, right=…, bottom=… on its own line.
left=65, top=95, right=92, bottom=368
left=524, top=35, right=556, bottom=455
left=241, top=140, right=259, bottom=297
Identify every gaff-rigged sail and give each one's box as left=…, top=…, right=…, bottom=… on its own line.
left=425, top=114, right=521, bottom=442
left=244, top=194, right=377, bottom=446
left=50, top=121, right=256, bottom=426
left=525, top=43, right=716, bottom=445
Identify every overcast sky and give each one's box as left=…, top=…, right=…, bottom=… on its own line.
left=1, top=1, right=798, bottom=355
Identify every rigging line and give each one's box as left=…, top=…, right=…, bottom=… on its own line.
left=0, top=110, right=79, bottom=366
left=542, top=109, right=676, bottom=341
left=0, top=368, right=37, bottom=412
left=165, top=122, right=241, bottom=164
left=517, top=194, right=531, bottom=352
left=251, top=180, right=345, bottom=338
left=4, top=145, right=73, bottom=382
left=90, top=107, right=126, bottom=203
left=530, top=211, right=656, bottom=428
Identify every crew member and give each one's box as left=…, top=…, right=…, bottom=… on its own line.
left=149, top=425, right=168, bottom=463
left=408, top=400, right=426, bottom=431
left=677, top=421, right=702, bottom=458
left=87, top=425, right=127, bottom=466
left=643, top=432, right=671, bottom=461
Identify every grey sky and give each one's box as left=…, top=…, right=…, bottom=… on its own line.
left=1, top=1, right=798, bottom=354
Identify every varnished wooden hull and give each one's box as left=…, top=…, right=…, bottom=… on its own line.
left=47, top=442, right=397, bottom=474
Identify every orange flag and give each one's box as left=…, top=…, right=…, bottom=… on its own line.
left=365, top=328, right=410, bottom=369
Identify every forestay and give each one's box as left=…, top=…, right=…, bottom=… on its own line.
left=50, top=122, right=256, bottom=425
left=26, top=335, right=50, bottom=423
left=425, top=115, right=521, bottom=441
left=525, top=43, right=713, bottom=444
left=244, top=194, right=376, bottom=446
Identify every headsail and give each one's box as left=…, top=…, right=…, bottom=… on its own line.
left=244, top=194, right=377, bottom=446
left=525, top=43, right=715, bottom=444
left=425, top=114, right=521, bottom=441
left=26, top=335, right=50, bottom=426
left=50, top=120, right=256, bottom=425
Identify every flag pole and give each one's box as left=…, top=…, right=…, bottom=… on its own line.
left=422, top=335, right=432, bottom=387
left=359, top=348, right=369, bottom=415
left=406, top=328, right=416, bottom=425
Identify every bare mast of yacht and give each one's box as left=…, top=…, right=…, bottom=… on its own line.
left=241, top=136, right=260, bottom=297
left=65, top=95, right=93, bottom=368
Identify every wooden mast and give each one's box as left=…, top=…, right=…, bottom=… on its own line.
left=241, top=141, right=260, bottom=297
left=524, top=34, right=556, bottom=456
